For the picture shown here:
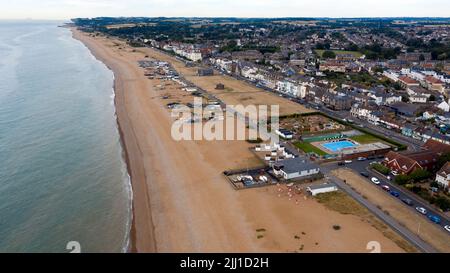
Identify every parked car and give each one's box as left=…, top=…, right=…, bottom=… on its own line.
left=371, top=177, right=380, bottom=185
left=357, top=157, right=366, bottom=161
left=390, top=191, right=400, bottom=197
left=391, top=171, right=399, bottom=176
left=402, top=198, right=413, bottom=206
left=344, top=160, right=352, bottom=164
left=415, top=207, right=427, bottom=215
left=428, top=215, right=441, bottom=224
left=381, top=185, right=390, bottom=191
left=444, top=225, right=450, bottom=233
left=337, top=162, right=345, bottom=166
left=360, top=172, right=369, bottom=178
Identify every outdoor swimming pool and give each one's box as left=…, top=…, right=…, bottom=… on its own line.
left=322, top=140, right=357, bottom=152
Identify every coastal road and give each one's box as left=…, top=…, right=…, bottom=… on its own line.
left=327, top=160, right=450, bottom=229
left=320, top=163, right=438, bottom=253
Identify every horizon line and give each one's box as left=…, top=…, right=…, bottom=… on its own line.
left=2, top=16, right=450, bottom=21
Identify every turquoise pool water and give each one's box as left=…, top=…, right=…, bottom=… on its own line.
left=322, top=140, right=357, bottom=152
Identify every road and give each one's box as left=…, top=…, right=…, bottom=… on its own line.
left=320, top=163, right=438, bottom=253
left=334, top=160, right=450, bottom=226
left=323, top=159, right=450, bottom=238
left=152, top=51, right=449, bottom=250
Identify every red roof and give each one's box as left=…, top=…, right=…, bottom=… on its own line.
left=409, top=151, right=439, bottom=168
left=398, top=76, right=419, bottom=85
left=425, top=75, right=444, bottom=85
left=384, top=151, right=421, bottom=173
left=437, top=162, right=450, bottom=177
left=423, top=139, right=450, bottom=154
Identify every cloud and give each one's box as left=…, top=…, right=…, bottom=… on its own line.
left=1, top=0, right=449, bottom=20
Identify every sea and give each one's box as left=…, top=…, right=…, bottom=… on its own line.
left=0, top=20, right=132, bottom=253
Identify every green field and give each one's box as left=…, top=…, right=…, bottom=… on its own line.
left=349, top=134, right=382, bottom=144
left=315, top=50, right=363, bottom=58
left=294, top=142, right=328, bottom=156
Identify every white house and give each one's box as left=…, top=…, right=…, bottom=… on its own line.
left=275, top=129, right=294, bottom=140
left=383, top=70, right=400, bottom=82
left=435, top=162, right=450, bottom=191
left=276, top=80, right=307, bottom=98
left=409, top=95, right=428, bottom=103
left=350, top=104, right=372, bottom=119
left=437, top=101, right=450, bottom=112
left=273, top=157, right=321, bottom=180
left=307, top=183, right=338, bottom=196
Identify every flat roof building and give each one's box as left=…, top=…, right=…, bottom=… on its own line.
left=307, top=183, right=338, bottom=196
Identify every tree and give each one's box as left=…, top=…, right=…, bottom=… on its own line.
left=322, top=50, right=336, bottom=59
left=409, top=169, right=432, bottom=182
left=393, top=82, right=402, bottom=90
left=395, top=174, right=410, bottom=185
left=345, top=43, right=359, bottom=52
left=435, top=196, right=450, bottom=212
left=419, top=54, right=425, bottom=62
left=436, top=152, right=450, bottom=171
left=373, top=66, right=383, bottom=74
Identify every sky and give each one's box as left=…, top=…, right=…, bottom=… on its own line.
left=1, top=0, right=450, bottom=20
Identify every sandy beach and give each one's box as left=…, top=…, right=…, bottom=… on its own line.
left=72, top=29, right=411, bottom=253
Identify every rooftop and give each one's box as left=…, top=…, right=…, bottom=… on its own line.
left=308, top=183, right=337, bottom=191
left=274, top=157, right=320, bottom=174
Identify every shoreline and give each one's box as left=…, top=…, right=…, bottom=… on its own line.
left=113, top=79, right=137, bottom=253
left=69, top=27, right=412, bottom=253
left=71, top=28, right=156, bottom=253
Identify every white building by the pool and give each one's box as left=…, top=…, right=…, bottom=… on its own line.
left=273, top=157, right=321, bottom=180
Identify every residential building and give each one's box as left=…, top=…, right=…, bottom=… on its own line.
left=398, top=76, right=420, bottom=88
left=435, top=162, right=450, bottom=191
left=423, top=76, right=445, bottom=94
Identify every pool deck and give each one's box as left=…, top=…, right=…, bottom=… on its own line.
left=322, top=140, right=358, bottom=153
left=311, top=138, right=391, bottom=156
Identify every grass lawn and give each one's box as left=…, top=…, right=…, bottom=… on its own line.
left=315, top=191, right=417, bottom=252
left=294, top=141, right=328, bottom=156
left=349, top=134, right=382, bottom=144
left=315, top=50, right=363, bottom=58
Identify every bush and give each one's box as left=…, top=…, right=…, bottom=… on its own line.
left=395, top=174, right=410, bottom=185
left=372, top=163, right=391, bottom=175
left=430, top=181, right=440, bottom=188
left=409, top=169, right=432, bottom=182
left=322, top=50, right=336, bottom=59
left=435, top=196, right=450, bottom=212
